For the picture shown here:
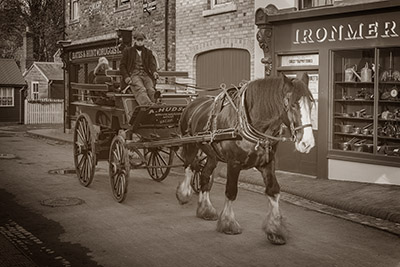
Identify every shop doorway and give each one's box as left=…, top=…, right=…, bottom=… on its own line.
left=196, top=48, right=250, bottom=96
left=276, top=70, right=319, bottom=176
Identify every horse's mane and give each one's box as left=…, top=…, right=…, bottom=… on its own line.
left=244, top=75, right=313, bottom=131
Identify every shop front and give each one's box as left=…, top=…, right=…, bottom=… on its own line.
left=256, top=2, right=400, bottom=185
left=59, top=30, right=131, bottom=129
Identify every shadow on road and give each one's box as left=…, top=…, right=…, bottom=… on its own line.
left=0, top=188, right=102, bottom=267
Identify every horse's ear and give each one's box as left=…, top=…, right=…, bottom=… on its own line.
left=300, top=72, right=309, bottom=86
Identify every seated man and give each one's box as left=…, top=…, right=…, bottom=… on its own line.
left=120, top=32, right=159, bottom=105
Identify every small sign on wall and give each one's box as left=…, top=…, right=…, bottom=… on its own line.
left=281, top=54, right=319, bottom=67
left=143, top=0, right=156, bottom=13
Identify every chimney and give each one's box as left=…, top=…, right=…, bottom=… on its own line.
left=21, top=26, right=34, bottom=72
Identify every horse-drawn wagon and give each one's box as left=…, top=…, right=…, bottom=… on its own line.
left=71, top=70, right=238, bottom=202
left=71, top=70, right=315, bottom=245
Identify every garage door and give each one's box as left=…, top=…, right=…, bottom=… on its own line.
left=196, top=49, right=250, bottom=96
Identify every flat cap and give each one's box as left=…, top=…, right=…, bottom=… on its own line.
left=133, top=32, right=146, bottom=40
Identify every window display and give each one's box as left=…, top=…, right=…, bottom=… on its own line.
left=332, top=48, right=400, bottom=160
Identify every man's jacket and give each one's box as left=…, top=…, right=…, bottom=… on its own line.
left=120, top=46, right=157, bottom=83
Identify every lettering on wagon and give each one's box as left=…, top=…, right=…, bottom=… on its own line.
left=293, top=21, right=398, bottom=45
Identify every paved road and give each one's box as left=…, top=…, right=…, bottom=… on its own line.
left=0, top=128, right=399, bottom=267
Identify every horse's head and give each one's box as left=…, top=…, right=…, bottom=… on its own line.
left=282, top=73, right=315, bottom=153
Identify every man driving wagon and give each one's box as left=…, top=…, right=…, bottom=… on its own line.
left=120, top=32, right=160, bottom=106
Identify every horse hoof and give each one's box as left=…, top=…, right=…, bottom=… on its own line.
left=196, top=206, right=218, bottom=221
left=176, top=186, right=192, bottom=205
left=216, top=219, right=242, bottom=235
left=267, top=233, right=286, bottom=245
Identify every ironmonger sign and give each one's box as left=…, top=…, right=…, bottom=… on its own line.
left=293, top=16, right=399, bottom=45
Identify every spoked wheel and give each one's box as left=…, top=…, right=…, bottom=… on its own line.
left=73, top=113, right=97, bottom=187
left=191, top=152, right=207, bottom=194
left=145, top=147, right=174, bottom=182
left=109, top=136, right=130, bottom=203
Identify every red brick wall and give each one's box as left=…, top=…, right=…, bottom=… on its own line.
left=65, top=0, right=176, bottom=71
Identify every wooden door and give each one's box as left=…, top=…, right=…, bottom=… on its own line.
left=196, top=49, right=250, bottom=96
left=276, top=71, right=319, bottom=176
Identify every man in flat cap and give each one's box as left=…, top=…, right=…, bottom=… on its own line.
left=120, top=32, right=159, bottom=105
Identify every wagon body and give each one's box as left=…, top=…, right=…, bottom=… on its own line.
left=71, top=71, right=238, bottom=202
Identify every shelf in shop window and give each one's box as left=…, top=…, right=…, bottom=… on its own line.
left=334, top=99, right=374, bottom=103
left=334, top=116, right=373, bottom=121
left=335, top=81, right=374, bottom=85
left=378, top=100, right=400, bottom=104
left=379, top=81, right=400, bottom=85
left=334, top=132, right=373, bottom=138
left=377, top=135, right=400, bottom=141
left=378, top=118, right=400, bottom=122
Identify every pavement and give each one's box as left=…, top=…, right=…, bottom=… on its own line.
left=0, top=124, right=399, bottom=266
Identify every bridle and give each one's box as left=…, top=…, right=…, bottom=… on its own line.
left=237, top=83, right=312, bottom=150
left=282, top=93, right=313, bottom=143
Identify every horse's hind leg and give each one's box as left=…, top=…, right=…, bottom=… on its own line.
left=196, top=151, right=218, bottom=221
left=176, top=144, right=197, bottom=204
left=216, top=163, right=242, bottom=235
left=259, top=158, right=287, bottom=245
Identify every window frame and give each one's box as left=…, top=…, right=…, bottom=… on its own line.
left=115, top=0, right=130, bottom=12
left=70, top=0, right=79, bottom=21
left=211, top=0, right=233, bottom=9
left=32, top=82, right=39, bottom=100
left=298, top=0, right=333, bottom=10
left=0, top=88, right=15, bottom=107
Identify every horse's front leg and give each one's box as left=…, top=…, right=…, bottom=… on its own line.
left=259, top=157, right=287, bottom=245
left=196, top=152, right=218, bottom=221
left=217, top=163, right=242, bottom=235
left=176, top=145, right=197, bottom=204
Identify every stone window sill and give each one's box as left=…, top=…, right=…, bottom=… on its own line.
left=202, top=2, right=237, bottom=17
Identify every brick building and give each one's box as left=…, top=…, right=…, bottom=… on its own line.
left=176, top=0, right=255, bottom=94
left=61, top=0, right=176, bottom=128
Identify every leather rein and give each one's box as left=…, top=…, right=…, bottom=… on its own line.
left=231, top=83, right=312, bottom=150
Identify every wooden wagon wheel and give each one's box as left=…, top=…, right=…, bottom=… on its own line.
left=191, top=152, right=207, bottom=194
left=145, top=147, right=174, bottom=182
left=109, top=135, right=130, bottom=203
left=73, top=113, right=97, bottom=187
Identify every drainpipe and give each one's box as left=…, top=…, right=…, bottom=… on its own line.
left=19, top=87, right=26, bottom=124
left=164, top=0, right=169, bottom=71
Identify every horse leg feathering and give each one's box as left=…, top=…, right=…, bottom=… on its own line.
left=176, top=166, right=193, bottom=205
left=259, top=161, right=287, bottom=245
left=216, top=163, right=242, bottom=235
left=196, top=148, right=218, bottom=220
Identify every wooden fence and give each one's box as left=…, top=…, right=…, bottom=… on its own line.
left=24, top=99, right=64, bottom=124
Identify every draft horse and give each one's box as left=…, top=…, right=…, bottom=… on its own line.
left=176, top=73, right=315, bottom=245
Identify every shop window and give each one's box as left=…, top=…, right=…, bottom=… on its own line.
left=203, top=0, right=236, bottom=17
left=0, top=88, right=14, bottom=107
left=331, top=47, right=400, bottom=163
left=299, top=0, right=333, bottom=10
left=32, top=82, right=39, bottom=100
left=70, top=0, right=79, bottom=21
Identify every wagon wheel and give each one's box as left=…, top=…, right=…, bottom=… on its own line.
left=73, top=113, right=97, bottom=187
left=109, top=135, right=130, bottom=203
left=145, top=147, right=174, bottom=182
left=191, top=152, right=207, bottom=194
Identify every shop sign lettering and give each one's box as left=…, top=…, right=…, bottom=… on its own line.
left=71, top=46, right=121, bottom=60
left=294, top=20, right=399, bottom=45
